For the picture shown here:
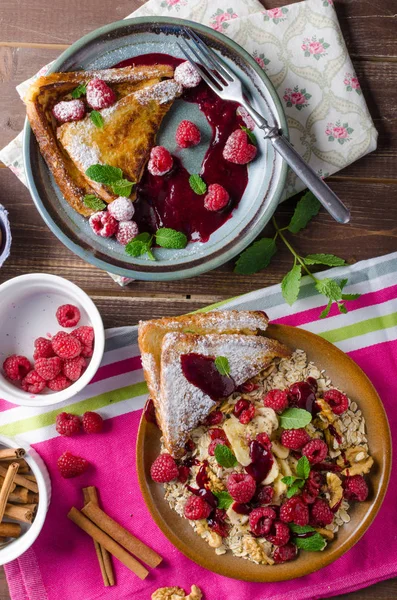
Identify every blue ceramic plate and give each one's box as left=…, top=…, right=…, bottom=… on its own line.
left=23, top=17, right=288, bottom=281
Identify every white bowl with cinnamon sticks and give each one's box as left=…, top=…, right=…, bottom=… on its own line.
left=0, top=435, right=51, bottom=565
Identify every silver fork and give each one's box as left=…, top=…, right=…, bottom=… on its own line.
left=178, top=28, right=350, bottom=224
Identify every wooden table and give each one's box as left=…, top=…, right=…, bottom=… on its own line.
left=0, top=0, right=396, bottom=597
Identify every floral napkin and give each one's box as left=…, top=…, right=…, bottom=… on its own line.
left=0, top=0, right=377, bottom=285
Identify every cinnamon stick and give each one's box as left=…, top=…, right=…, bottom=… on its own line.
left=0, top=449, right=26, bottom=460
left=0, top=465, right=38, bottom=493
left=0, top=463, right=19, bottom=521
left=4, top=503, right=37, bottom=523
left=83, top=487, right=114, bottom=587
left=68, top=507, right=148, bottom=580
left=22, top=474, right=36, bottom=481
left=82, top=501, right=162, bottom=568
left=0, top=476, right=16, bottom=494
left=0, top=459, right=30, bottom=473
left=0, top=522, right=22, bottom=538
left=8, top=486, right=30, bottom=504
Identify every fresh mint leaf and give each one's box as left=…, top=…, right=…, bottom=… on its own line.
left=234, top=238, right=277, bottom=275
left=214, top=356, right=230, bottom=377
left=125, top=233, right=154, bottom=260
left=294, top=533, right=327, bottom=552
left=288, top=191, right=321, bottom=234
left=213, top=490, right=233, bottom=510
left=281, top=264, right=302, bottom=305
left=240, top=125, right=257, bottom=145
left=315, top=278, right=342, bottom=302
left=155, top=228, right=188, bottom=250
left=83, top=194, right=106, bottom=211
left=296, top=456, right=310, bottom=480
left=304, top=253, right=346, bottom=267
left=289, top=524, right=316, bottom=535
left=319, top=299, right=333, bottom=319
left=214, top=444, right=237, bottom=468
left=111, top=179, right=135, bottom=197
left=280, top=408, right=312, bottom=430
left=71, top=83, right=87, bottom=98
left=86, top=164, right=123, bottom=184
left=338, top=302, right=348, bottom=314
left=189, top=174, right=207, bottom=195
left=341, top=293, right=360, bottom=301
left=286, top=481, right=304, bottom=498
left=339, top=279, right=348, bottom=291
left=90, top=110, right=104, bottom=128
left=281, top=476, right=297, bottom=486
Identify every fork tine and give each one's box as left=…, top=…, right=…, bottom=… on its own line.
left=176, top=42, right=222, bottom=93
left=180, top=36, right=228, bottom=89
left=185, top=28, right=234, bottom=83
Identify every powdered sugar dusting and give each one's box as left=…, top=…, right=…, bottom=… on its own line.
left=134, top=79, right=183, bottom=105
left=64, top=135, right=100, bottom=172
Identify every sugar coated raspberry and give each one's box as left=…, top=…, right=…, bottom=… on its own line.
left=175, top=120, right=201, bottom=148
left=33, top=337, right=55, bottom=360
left=52, top=331, right=82, bottom=359
left=56, top=412, right=81, bottom=436
left=249, top=507, right=276, bottom=537
left=52, top=99, right=85, bottom=123
left=223, top=129, right=257, bottom=164
left=204, top=184, right=230, bottom=212
left=82, top=411, right=103, bottom=434
left=71, top=326, right=94, bottom=348
left=47, top=374, right=72, bottom=391
left=184, top=495, right=212, bottom=520
left=108, top=197, right=135, bottom=222
left=343, top=475, right=369, bottom=502
left=205, top=409, right=223, bottom=426
left=302, top=439, right=328, bottom=464
left=3, top=355, right=31, bottom=381
left=323, top=389, right=349, bottom=415
left=86, top=78, right=116, bottom=110
left=57, top=451, right=89, bottom=478
left=273, top=543, right=297, bottom=563
left=147, top=146, right=173, bottom=176
left=150, top=453, right=179, bottom=483
left=281, top=428, right=311, bottom=450
left=174, top=61, right=202, bottom=88
left=280, top=496, right=309, bottom=526
left=89, top=211, right=118, bottom=238
left=310, top=498, right=334, bottom=527
left=56, top=304, right=81, bottom=328
left=63, top=356, right=86, bottom=381
left=227, top=473, right=256, bottom=503
left=263, top=389, right=288, bottom=412
left=116, top=220, right=139, bottom=245
left=21, top=370, right=46, bottom=394
left=254, top=484, right=274, bottom=505
left=238, top=402, right=255, bottom=424
left=266, top=520, right=290, bottom=546
left=35, top=357, right=63, bottom=381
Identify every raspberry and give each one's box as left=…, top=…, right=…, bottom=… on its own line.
left=147, top=146, right=173, bottom=176
left=208, top=428, right=227, bottom=442
left=47, top=374, right=72, bottom=391
left=204, top=184, right=230, bottom=212
left=35, top=357, right=62, bottom=381
left=3, top=355, right=31, bottom=381
left=86, top=78, right=116, bottom=110
left=81, top=411, right=103, bottom=433
left=56, top=412, right=81, bottom=436
left=52, top=331, right=82, bottom=359
left=108, top=197, right=135, bottom=221
left=116, top=221, right=139, bottom=246
left=310, top=498, right=334, bottom=527
left=178, top=465, right=190, bottom=484
left=249, top=507, right=276, bottom=536
left=89, top=211, right=118, bottom=238
left=81, top=346, right=94, bottom=358
left=150, top=453, right=179, bottom=483
left=238, top=403, right=255, bottom=424
left=256, top=432, right=272, bottom=450
left=227, top=473, right=256, bottom=503
left=263, top=389, right=288, bottom=412
left=302, top=471, right=323, bottom=504
left=174, top=61, right=202, bottom=88
left=280, top=496, right=309, bottom=526
left=266, top=520, right=290, bottom=546
left=57, top=451, right=89, bottom=478
left=52, top=99, right=85, bottom=123
left=254, top=484, right=274, bottom=505
left=223, top=129, right=257, bottom=164
left=343, top=475, right=369, bottom=502
left=71, top=326, right=94, bottom=348
left=273, top=543, right=298, bottom=564
left=33, top=337, right=55, bottom=360
left=21, top=370, right=46, bottom=394
left=323, top=389, right=349, bottom=415
left=208, top=438, right=226, bottom=456
left=302, top=439, right=328, bottom=464
left=56, top=304, right=81, bottom=328
left=281, top=428, right=311, bottom=450
left=63, top=356, right=86, bottom=381
left=184, top=495, right=212, bottom=520
left=175, top=120, right=201, bottom=148
left=205, top=410, right=224, bottom=426
left=233, top=398, right=250, bottom=417
left=209, top=509, right=229, bottom=537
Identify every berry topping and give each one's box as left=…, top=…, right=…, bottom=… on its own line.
left=233, top=398, right=250, bottom=417
left=82, top=411, right=103, bottom=434
left=343, top=475, right=369, bottom=502
left=57, top=451, right=89, bottom=478
left=208, top=438, right=226, bottom=456
left=302, top=471, right=323, bottom=504
left=71, top=326, right=94, bottom=348
left=323, top=389, right=349, bottom=415
left=178, top=465, right=190, bottom=484
left=108, top=197, right=135, bottom=221
left=116, top=220, right=139, bottom=246
left=254, top=484, right=274, bottom=505
left=204, top=184, right=230, bottom=212
left=56, top=412, right=81, bottom=436
left=21, top=370, right=46, bottom=394
left=86, top=78, right=116, bottom=110
left=256, top=432, right=272, bottom=451
left=147, top=146, right=173, bottom=176
left=205, top=410, right=224, bottom=426
left=273, top=543, right=298, bottom=563
left=249, top=507, right=276, bottom=537
left=89, top=211, right=118, bottom=238
left=3, top=355, right=31, bottom=381
left=52, top=331, right=82, bottom=359
left=175, top=120, right=201, bottom=148
left=174, top=61, right=202, bottom=88
left=281, top=428, right=311, bottom=450
left=223, top=129, right=257, bottom=164
left=35, top=357, right=63, bottom=381
left=280, top=496, right=309, bottom=526
left=208, top=428, right=228, bottom=442
left=263, top=389, right=288, bottom=413
left=184, top=495, right=212, bottom=520
left=150, top=453, right=179, bottom=483
left=63, top=356, right=86, bottom=381
left=302, top=439, right=328, bottom=464
left=238, top=402, right=256, bottom=424
left=56, top=304, right=81, bottom=328
left=266, top=520, right=290, bottom=546
left=47, top=374, right=72, bottom=392
left=239, top=381, right=258, bottom=393
left=227, top=473, right=256, bottom=503
left=310, top=498, right=334, bottom=527
left=52, top=99, right=85, bottom=123
left=33, top=337, right=55, bottom=360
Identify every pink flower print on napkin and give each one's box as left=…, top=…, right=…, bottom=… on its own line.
left=283, top=86, right=312, bottom=110
left=344, top=72, right=362, bottom=95
left=210, top=8, right=238, bottom=32
left=252, top=50, right=270, bottom=70
left=263, top=7, right=288, bottom=24
left=326, top=121, right=354, bottom=145
left=302, top=36, right=330, bottom=60
left=160, top=0, right=187, bottom=10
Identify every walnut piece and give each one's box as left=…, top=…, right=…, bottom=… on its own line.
left=207, top=531, right=223, bottom=548
left=151, top=586, right=203, bottom=600
left=242, top=536, right=274, bottom=565
left=186, top=586, right=203, bottom=600
left=337, top=446, right=374, bottom=476
left=207, top=467, right=226, bottom=493
left=195, top=519, right=209, bottom=536
left=326, top=472, right=343, bottom=509
left=342, top=456, right=373, bottom=476
left=315, top=527, right=335, bottom=541
left=316, top=399, right=336, bottom=423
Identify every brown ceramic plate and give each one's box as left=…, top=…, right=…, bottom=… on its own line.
left=136, top=324, right=391, bottom=582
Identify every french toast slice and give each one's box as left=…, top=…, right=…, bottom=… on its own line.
left=158, top=332, right=291, bottom=457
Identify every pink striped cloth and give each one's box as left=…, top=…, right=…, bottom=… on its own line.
left=2, top=252, right=397, bottom=600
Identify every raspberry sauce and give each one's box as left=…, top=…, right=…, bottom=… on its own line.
left=186, top=460, right=218, bottom=508
left=245, top=439, right=274, bottom=483
left=114, top=53, right=248, bottom=242
left=288, top=379, right=320, bottom=415
left=143, top=398, right=157, bottom=425
left=181, top=353, right=236, bottom=400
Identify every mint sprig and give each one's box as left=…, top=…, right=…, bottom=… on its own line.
left=189, top=174, right=207, bottom=195
left=235, top=238, right=276, bottom=275
left=85, top=164, right=135, bottom=198
left=295, top=533, right=327, bottom=552
left=125, top=227, right=188, bottom=260
left=214, top=445, right=237, bottom=468
left=125, top=233, right=155, bottom=260
left=90, top=110, right=104, bottom=129
left=213, top=490, right=233, bottom=510
left=83, top=194, right=106, bottom=211
left=240, top=125, right=257, bottom=146
left=71, top=83, right=87, bottom=99
left=214, top=356, right=230, bottom=377
left=156, top=228, right=187, bottom=250
left=279, top=408, right=312, bottom=430
left=281, top=456, right=311, bottom=497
